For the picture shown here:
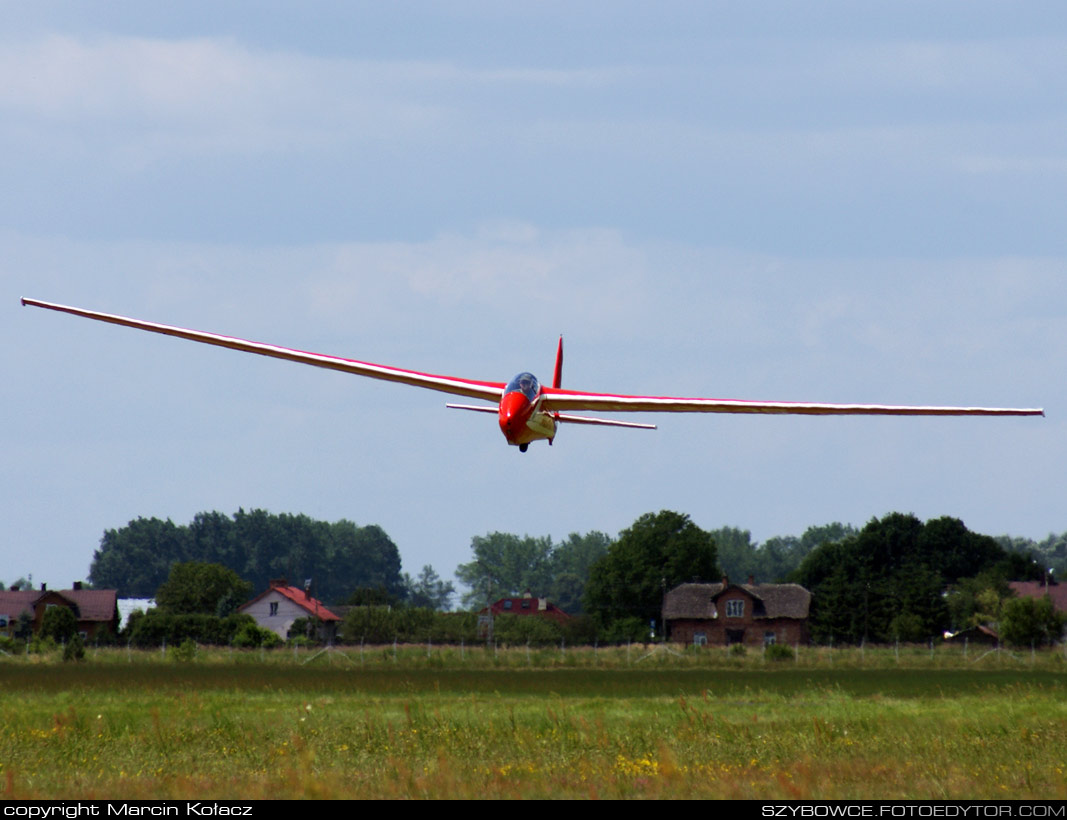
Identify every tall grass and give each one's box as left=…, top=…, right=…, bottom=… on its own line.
left=1, top=645, right=1064, bottom=799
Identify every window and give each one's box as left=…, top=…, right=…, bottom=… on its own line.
left=725, top=599, right=744, bottom=618
left=503, top=600, right=513, bottom=610
left=693, top=632, right=707, bottom=647
left=763, top=631, right=776, bottom=646
left=269, top=602, right=279, bottom=616
left=521, top=600, right=530, bottom=609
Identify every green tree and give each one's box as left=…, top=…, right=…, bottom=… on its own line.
left=40, top=606, right=77, bottom=643
left=155, top=562, right=253, bottom=615
left=89, top=510, right=405, bottom=604
left=1000, top=596, right=1065, bottom=647
left=547, top=531, right=612, bottom=614
left=90, top=517, right=189, bottom=596
left=455, top=532, right=554, bottom=609
left=709, top=526, right=757, bottom=583
left=14, top=612, right=34, bottom=641
left=584, top=510, right=719, bottom=632
left=403, top=565, right=455, bottom=611
left=794, top=512, right=1037, bottom=644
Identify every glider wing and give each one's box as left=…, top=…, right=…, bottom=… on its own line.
left=541, top=387, right=1043, bottom=418
left=21, top=298, right=506, bottom=403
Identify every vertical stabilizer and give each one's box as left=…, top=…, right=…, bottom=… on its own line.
left=552, top=336, right=564, bottom=389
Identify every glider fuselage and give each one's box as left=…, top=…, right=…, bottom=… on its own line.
left=499, top=372, right=557, bottom=448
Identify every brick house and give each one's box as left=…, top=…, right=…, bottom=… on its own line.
left=663, top=578, right=811, bottom=647
left=238, top=579, right=341, bottom=642
left=0, top=583, right=119, bottom=640
left=1009, top=580, right=1067, bottom=614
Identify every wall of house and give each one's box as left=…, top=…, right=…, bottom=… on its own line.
left=667, top=588, right=809, bottom=647
left=669, top=617, right=808, bottom=647
left=242, top=592, right=322, bottom=640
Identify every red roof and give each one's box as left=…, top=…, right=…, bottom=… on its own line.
left=479, top=595, right=570, bottom=623
left=240, top=584, right=340, bottom=621
left=1009, top=581, right=1067, bottom=613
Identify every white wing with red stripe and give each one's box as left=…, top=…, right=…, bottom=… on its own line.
left=21, top=298, right=506, bottom=403
left=540, top=388, right=1044, bottom=418
left=22, top=298, right=1044, bottom=420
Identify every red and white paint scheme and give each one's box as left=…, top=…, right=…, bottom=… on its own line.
left=21, top=298, right=1044, bottom=453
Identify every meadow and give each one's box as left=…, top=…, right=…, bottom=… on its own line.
left=1, top=643, right=1065, bottom=800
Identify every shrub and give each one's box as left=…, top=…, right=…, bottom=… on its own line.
left=63, top=634, right=86, bottom=662
left=232, top=622, right=282, bottom=649
left=598, top=617, right=650, bottom=644
left=40, top=607, right=77, bottom=643
left=171, top=638, right=198, bottom=662
left=764, top=643, right=795, bottom=662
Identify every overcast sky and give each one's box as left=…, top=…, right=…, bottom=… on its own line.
left=3, top=2, right=1065, bottom=594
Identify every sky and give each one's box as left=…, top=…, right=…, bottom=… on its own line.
left=3, top=2, right=1065, bottom=595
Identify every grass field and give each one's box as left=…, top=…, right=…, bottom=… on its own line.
left=2, top=644, right=1065, bottom=799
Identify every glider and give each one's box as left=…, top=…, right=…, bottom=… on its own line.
left=21, top=298, right=1043, bottom=452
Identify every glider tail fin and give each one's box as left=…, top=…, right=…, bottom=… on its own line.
left=552, top=336, right=563, bottom=389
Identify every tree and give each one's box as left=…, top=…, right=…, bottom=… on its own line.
left=90, top=517, right=189, bottom=596
left=40, top=606, right=77, bottom=643
left=404, top=565, right=456, bottom=611
left=155, top=562, right=253, bottom=615
left=794, top=512, right=1039, bottom=644
left=455, top=532, right=554, bottom=609
left=709, top=527, right=757, bottom=584
left=89, top=510, right=406, bottom=605
left=584, top=510, right=719, bottom=631
left=547, top=531, right=612, bottom=614
left=1000, top=596, right=1065, bottom=647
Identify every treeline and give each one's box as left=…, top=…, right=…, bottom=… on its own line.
left=997, top=532, right=1067, bottom=578
left=340, top=609, right=595, bottom=646
left=89, top=509, right=405, bottom=603
left=75, top=505, right=1064, bottom=650
left=455, top=531, right=612, bottom=612
left=790, top=513, right=1048, bottom=644
left=457, top=511, right=1062, bottom=647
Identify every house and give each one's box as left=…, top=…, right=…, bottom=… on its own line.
left=943, top=624, right=1000, bottom=645
left=479, top=590, right=570, bottom=624
left=0, top=583, right=119, bottom=640
left=663, top=577, right=811, bottom=647
left=1009, top=580, right=1067, bottom=614
left=238, top=579, right=341, bottom=642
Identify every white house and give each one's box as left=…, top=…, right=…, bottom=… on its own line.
left=239, top=579, right=341, bottom=642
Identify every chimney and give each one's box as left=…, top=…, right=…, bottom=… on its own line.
left=721, top=575, right=729, bottom=588
left=40, top=582, right=47, bottom=592
left=73, top=581, right=83, bottom=591
left=747, top=575, right=755, bottom=586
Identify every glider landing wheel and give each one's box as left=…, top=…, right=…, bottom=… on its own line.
left=519, top=443, right=529, bottom=453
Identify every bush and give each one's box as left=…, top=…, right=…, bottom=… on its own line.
left=729, top=643, right=747, bottom=656
left=493, top=614, right=564, bottom=647
left=232, top=622, right=283, bottom=649
left=63, top=634, right=86, bottom=662
left=598, top=617, right=650, bottom=644
left=0, top=636, right=24, bottom=655
left=764, top=643, right=795, bottom=662
left=1000, top=595, right=1066, bottom=647
left=171, top=638, right=198, bottom=662
left=40, top=607, right=77, bottom=643
left=126, top=610, right=258, bottom=647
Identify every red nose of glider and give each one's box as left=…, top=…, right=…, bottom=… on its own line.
left=499, top=390, right=532, bottom=443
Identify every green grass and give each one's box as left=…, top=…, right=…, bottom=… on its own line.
left=1, top=645, right=1065, bottom=799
